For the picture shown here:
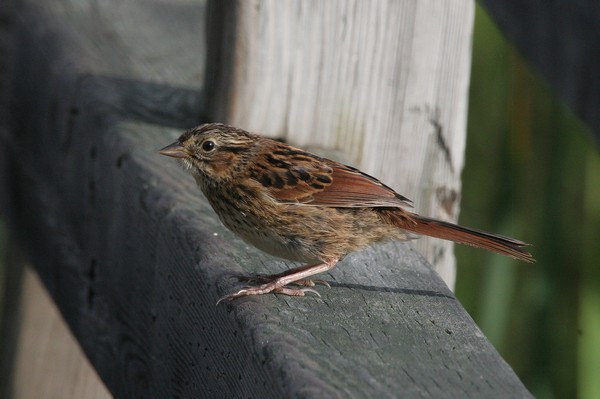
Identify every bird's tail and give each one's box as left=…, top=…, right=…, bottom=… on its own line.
left=383, top=211, right=534, bottom=263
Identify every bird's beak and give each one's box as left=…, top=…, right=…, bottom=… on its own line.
left=159, top=142, right=189, bottom=158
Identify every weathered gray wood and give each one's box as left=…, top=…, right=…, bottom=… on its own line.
left=11, top=267, right=112, bottom=399
left=207, top=0, right=476, bottom=287
left=0, top=0, right=532, bottom=397
left=480, top=0, right=600, bottom=145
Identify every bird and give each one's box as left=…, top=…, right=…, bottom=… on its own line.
left=159, top=123, right=533, bottom=303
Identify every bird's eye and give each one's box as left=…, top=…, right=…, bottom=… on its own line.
left=201, top=140, right=216, bottom=152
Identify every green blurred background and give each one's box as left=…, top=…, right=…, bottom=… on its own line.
left=0, top=4, right=598, bottom=399
left=456, top=5, right=600, bottom=399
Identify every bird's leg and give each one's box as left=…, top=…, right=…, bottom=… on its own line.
left=218, top=259, right=339, bottom=303
left=237, top=265, right=331, bottom=287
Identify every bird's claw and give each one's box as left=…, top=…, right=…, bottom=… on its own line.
left=236, top=274, right=330, bottom=288
left=293, top=279, right=330, bottom=288
left=216, top=284, right=321, bottom=305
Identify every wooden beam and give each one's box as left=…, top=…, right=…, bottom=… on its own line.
left=0, top=0, right=532, bottom=397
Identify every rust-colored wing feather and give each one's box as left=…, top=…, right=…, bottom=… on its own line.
left=250, top=142, right=412, bottom=208
left=306, top=164, right=412, bottom=208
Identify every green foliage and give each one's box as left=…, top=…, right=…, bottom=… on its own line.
left=456, top=5, right=600, bottom=399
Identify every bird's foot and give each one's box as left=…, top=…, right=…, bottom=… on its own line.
left=218, top=259, right=339, bottom=304
left=217, top=282, right=320, bottom=305
left=236, top=274, right=330, bottom=288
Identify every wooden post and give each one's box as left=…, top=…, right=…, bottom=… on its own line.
left=11, top=266, right=112, bottom=399
left=206, top=0, right=475, bottom=288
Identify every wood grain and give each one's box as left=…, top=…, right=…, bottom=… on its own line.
left=0, top=0, right=532, bottom=397
left=12, top=267, right=112, bottom=399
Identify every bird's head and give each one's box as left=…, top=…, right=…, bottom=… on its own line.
left=160, top=123, right=256, bottom=182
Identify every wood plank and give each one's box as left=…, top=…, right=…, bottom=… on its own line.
left=0, top=0, right=532, bottom=397
left=11, top=267, right=111, bottom=399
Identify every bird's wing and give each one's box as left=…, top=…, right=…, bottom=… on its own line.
left=249, top=144, right=412, bottom=208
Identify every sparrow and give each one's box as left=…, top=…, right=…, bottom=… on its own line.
left=160, top=123, right=533, bottom=302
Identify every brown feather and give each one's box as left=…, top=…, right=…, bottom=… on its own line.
left=307, top=164, right=412, bottom=208
left=253, top=143, right=412, bottom=208
left=380, top=210, right=534, bottom=263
